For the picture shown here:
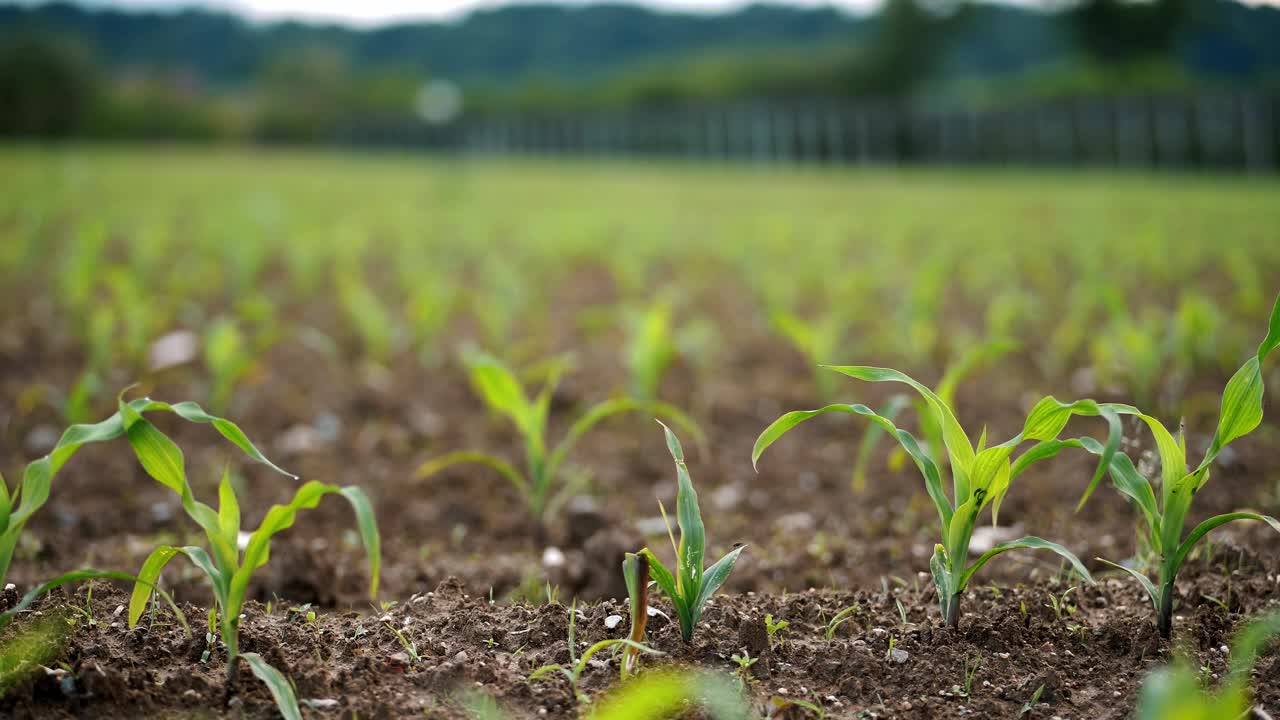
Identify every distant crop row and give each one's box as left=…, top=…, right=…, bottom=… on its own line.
left=3, top=152, right=1279, bottom=429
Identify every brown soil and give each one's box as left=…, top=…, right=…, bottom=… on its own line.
left=2, top=267, right=1279, bottom=718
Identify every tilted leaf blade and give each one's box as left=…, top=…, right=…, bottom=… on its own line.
left=1174, top=512, right=1280, bottom=574
left=692, top=545, right=745, bottom=623
left=956, top=536, right=1092, bottom=593
left=241, top=652, right=302, bottom=720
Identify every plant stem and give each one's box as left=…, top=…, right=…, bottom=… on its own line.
left=1157, top=575, right=1176, bottom=639
left=945, top=593, right=962, bottom=629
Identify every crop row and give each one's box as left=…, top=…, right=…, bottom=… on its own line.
left=2, top=289, right=1276, bottom=717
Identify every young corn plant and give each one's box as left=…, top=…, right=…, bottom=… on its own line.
left=118, top=398, right=381, bottom=720
left=416, top=351, right=701, bottom=524
left=754, top=365, right=1123, bottom=629
left=203, top=317, right=256, bottom=414
left=1079, top=292, right=1280, bottom=638
left=639, top=423, right=746, bottom=643
left=622, top=296, right=679, bottom=404
left=528, top=600, right=659, bottom=705
left=0, top=395, right=290, bottom=598
left=770, top=308, right=851, bottom=400
left=621, top=552, right=650, bottom=676
left=1135, top=609, right=1280, bottom=720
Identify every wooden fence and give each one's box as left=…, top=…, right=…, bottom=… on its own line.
left=436, top=92, right=1276, bottom=172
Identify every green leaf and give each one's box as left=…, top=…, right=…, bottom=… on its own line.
left=128, top=546, right=181, bottom=627
left=821, top=365, right=975, bottom=475
left=128, top=545, right=225, bottom=628
left=692, top=545, right=745, bottom=624
left=851, top=394, right=910, bottom=493
left=1174, top=512, right=1280, bottom=575
left=640, top=549, right=693, bottom=642
left=165, top=401, right=295, bottom=478
left=1073, top=444, right=1161, bottom=539
left=0, top=471, right=10, bottom=536
left=463, top=351, right=532, bottom=429
left=120, top=410, right=187, bottom=497
left=217, top=468, right=240, bottom=549
left=1097, top=557, right=1160, bottom=615
left=956, top=536, right=1092, bottom=593
left=1256, top=291, right=1280, bottom=364
left=929, top=544, right=953, bottom=602
left=753, top=403, right=951, bottom=531
left=414, top=451, right=529, bottom=499
left=1227, top=608, right=1280, bottom=684
left=227, top=481, right=381, bottom=619
left=659, top=422, right=704, bottom=606
left=0, top=569, right=189, bottom=637
left=545, top=399, right=704, bottom=488
left=241, top=652, right=302, bottom=720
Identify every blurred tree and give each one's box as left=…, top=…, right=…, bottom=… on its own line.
left=0, top=35, right=99, bottom=137
left=1068, top=0, right=1194, bottom=62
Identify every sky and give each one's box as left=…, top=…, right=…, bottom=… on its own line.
left=28, top=0, right=1280, bottom=27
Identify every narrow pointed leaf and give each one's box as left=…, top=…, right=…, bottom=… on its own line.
left=956, top=536, right=1092, bottom=592
left=414, top=451, right=529, bottom=499
left=1174, top=512, right=1280, bottom=573
left=1, top=569, right=189, bottom=637
left=693, top=545, right=746, bottom=621
left=241, top=652, right=302, bottom=720
left=1097, top=558, right=1160, bottom=615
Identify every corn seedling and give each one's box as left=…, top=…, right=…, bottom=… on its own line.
left=639, top=423, right=746, bottom=643
left=1045, top=587, right=1077, bottom=620
left=416, top=350, right=702, bottom=523
left=0, top=395, right=293, bottom=619
left=117, top=397, right=380, bottom=720
left=203, top=317, right=256, bottom=414
left=384, top=621, right=421, bottom=665
left=755, top=365, right=1122, bottom=628
left=528, top=600, right=660, bottom=705
left=336, top=267, right=398, bottom=365
left=769, top=695, right=826, bottom=718
left=621, top=552, right=650, bottom=676
left=960, top=655, right=981, bottom=697
left=623, top=296, right=678, bottom=404
left=1020, top=683, right=1046, bottom=716
left=1079, top=292, right=1280, bottom=638
left=729, top=651, right=757, bottom=691
left=1134, top=609, right=1280, bottom=720
left=764, top=614, right=789, bottom=651
left=770, top=308, right=851, bottom=400
left=824, top=605, right=859, bottom=640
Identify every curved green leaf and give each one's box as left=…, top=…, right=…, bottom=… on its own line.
left=659, top=422, right=704, bottom=607
left=821, top=365, right=975, bottom=476
left=545, top=398, right=703, bottom=485
left=956, top=536, right=1092, bottom=592
left=753, top=403, right=951, bottom=531
left=241, top=652, right=302, bottom=720
left=414, top=451, right=529, bottom=499
left=0, top=569, right=189, bottom=637
left=851, top=394, right=910, bottom=493
left=1097, top=557, right=1159, bottom=615
left=692, top=545, right=745, bottom=624
left=227, top=481, right=381, bottom=617
left=1174, top=512, right=1280, bottom=574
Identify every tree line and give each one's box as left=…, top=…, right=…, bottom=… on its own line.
left=1, top=0, right=1277, bottom=142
